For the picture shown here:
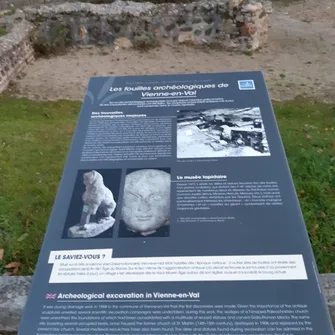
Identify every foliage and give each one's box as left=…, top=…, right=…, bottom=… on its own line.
left=0, top=24, right=7, bottom=37
left=133, top=34, right=161, bottom=51
left=31, top=24, right=71, bottom=57
left=0, top=97, right=334, bottom=275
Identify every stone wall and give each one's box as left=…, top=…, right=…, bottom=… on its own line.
left=0, top=0, right=60, bottom=11
left=24, top=0, right=271, bottom=52
left=1, top=274, right=335, bottom=334
left=0, top=0, right=271, bottom=93
left=0, top=17, right=34, bottom=94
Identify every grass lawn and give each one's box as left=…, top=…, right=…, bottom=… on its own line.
left=0, top=96, right=334, bottom=275
left=0, top=24, right=7, bottom=37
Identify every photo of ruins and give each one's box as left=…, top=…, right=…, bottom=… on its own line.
left=177, top=107, right=270, bottom=158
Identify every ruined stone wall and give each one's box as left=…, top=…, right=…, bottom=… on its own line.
left=0, top=0, right=271, bottom=93
left=0, top=19, right=34, bottom=93
left=24, top=0, right=271, bottom=52
left=0, top=0, right=61, bottom=11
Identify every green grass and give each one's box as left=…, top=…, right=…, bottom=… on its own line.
left=0, top=97, right=79, bottom=275
left=274, top=98, right=335, bottom=272
left=0, top=96, right=334, bottom=275
left=0, top=24, right=7, bottom=37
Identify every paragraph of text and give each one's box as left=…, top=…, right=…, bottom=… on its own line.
left=37, top=302, right=312, bottom=335
left=80, top=117, right=172, bottom=161
left=100, top=97, right=233, bottom=108
left=48, top=253, right=307, bottom=284
left=81, top=144, right=171, bottom=161
left=177, top=181, right=282, bottom=211
left=85, top=117, right=172, bottom=144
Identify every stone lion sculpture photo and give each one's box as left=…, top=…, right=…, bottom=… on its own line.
left=68, top=170, right=117, bottom=238
left=120, top=169, right=171, bottom=237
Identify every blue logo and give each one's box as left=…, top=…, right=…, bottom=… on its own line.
left=238, top=80, right=255, bottom=90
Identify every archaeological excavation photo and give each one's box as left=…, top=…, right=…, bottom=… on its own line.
left=177, top=107, right=270, bottom=158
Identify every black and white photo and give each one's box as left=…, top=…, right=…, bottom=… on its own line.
left=62, top=169, right=122, bottom=239
left=118, top=167, right=171, bottom=238
left=177, top=107, right=270, bottom=158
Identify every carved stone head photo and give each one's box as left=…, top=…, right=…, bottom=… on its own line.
left=121, top=169, right=171, bottom=237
